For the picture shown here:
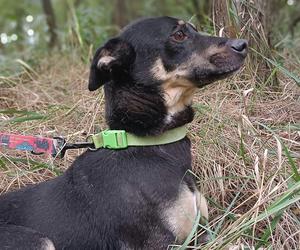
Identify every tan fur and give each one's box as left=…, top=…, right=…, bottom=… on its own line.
left=41, top=238, right=55, bottom=250
left=151, top=58, right=197, bottom=115
left=162, top=184, right=208, bottom=243
left=177, top=20, right=196, bottom=30
left=205, top=44, right=227, bottom=57
left=97, top=56, right=115, bottom=68
left=162, top=79, right=196, bottom=115
left=195, top=190, right=209, bottom=220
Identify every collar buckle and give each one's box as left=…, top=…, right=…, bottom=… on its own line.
left=101, top=130, right=128, bottom=149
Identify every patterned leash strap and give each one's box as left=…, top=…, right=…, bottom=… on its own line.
left=0, top=132, right=95, bottom=158
left=0, top=132, right=64, bottom=157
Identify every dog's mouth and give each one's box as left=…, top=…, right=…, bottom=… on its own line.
left=213, top=62, right=244, bottom=77
left=191, top=61, right=244, bottom=87
left=208, top=49, right=247, bottom=79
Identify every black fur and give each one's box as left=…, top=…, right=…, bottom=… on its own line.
left=0, top=16, right=247, bottom=249
left=0, top=224, right=51, bottom=250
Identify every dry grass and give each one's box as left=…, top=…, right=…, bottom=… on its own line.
left=0, top=52, right=299, bottom=249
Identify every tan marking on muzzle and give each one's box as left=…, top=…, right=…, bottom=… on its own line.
left=162, top=184, right=208, bottom=243
left=205, top=44, right=229, bottom=58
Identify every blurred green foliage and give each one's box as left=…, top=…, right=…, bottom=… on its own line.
left=0, top=0, right=299, bottom=76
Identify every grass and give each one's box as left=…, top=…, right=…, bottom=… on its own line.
left=0, top=46, right=300, bottom=249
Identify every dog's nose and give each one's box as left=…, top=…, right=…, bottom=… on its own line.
left=227, top=39, right=248, bottom=57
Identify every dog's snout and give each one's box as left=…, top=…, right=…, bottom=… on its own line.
left=227, top=39, right=248, bottom=57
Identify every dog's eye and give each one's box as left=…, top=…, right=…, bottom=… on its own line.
left=171, top=31, right=187, bottom=42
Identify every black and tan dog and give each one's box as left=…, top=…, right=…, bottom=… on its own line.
left=0, top=17, right=247, bottom=249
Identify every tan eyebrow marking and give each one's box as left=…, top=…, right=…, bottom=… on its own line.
left=178, top=20, right=185, bottom=25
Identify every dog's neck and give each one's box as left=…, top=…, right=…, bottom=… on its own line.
left=104, top=82, right=194, bottom=136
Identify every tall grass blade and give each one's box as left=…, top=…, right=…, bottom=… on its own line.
left=220, top=181, right=300, bottom=248
left=15, top=59, right=39, bottom=77
left=255, top=210, right=284, bottom=249
left=178, top=210, right=201, bottom=250
left=213, top=181, right=247, bottom=239
left=0, top=156, right=62, bottom=176
left=257, top=122, right=300, bottom=181
left=67, top=0, right=83, bottom=47
left=251, top=48, right=300, bottom=86
left=0, top=109, right=47, bottom=124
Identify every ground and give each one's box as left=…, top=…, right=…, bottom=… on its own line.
left=0, top=53, right=299, bottom=249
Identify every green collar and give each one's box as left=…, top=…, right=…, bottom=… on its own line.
left=91, top=126, right=187, bottom=149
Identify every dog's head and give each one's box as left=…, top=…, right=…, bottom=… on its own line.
left=89, top=17, right=247, bottom=135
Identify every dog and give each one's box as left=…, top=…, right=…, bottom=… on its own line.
left=0, top=16, right=247, bottom=249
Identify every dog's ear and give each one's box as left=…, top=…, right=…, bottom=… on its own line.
left=88, top=38, right=136, bottom=91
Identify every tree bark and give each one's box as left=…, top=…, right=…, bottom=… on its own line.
left=212, top=0, right=237, bottom=37
left=213, top=0, right=229, bottom=31
left=41, top=0, right=58, bottom=48
left=112, top=0, right=128, bottom=29
left=257, top=0, right=273, bottom=46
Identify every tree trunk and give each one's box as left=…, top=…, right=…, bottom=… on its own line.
left=256, top=0, right=274, bottom=46
left=213, top=0, right=229, bottom=33
left=112, top=0, right=128, bottom=30
left=41, top=0, right=58, bottom=48
left=212, top=0, right=238, bottom=37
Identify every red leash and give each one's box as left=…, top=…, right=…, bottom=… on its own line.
left=0, top=132, right=64, bottom=157
left=0, top=132, right=95, bottom=158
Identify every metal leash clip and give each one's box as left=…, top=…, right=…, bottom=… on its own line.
left=53, top=137, right=95, bottom=158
